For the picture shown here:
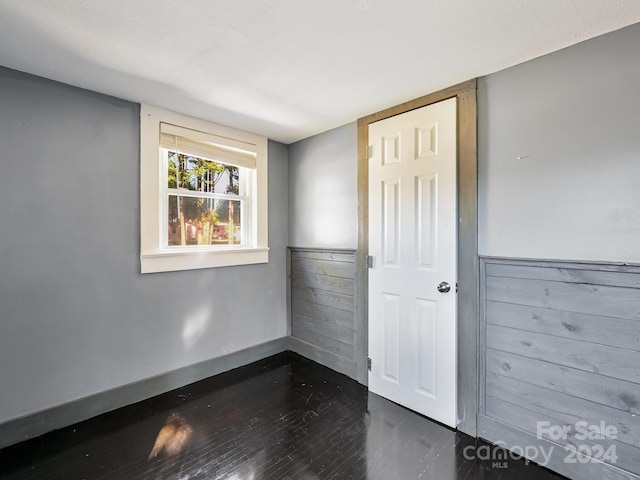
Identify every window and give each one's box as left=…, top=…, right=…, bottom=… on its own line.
left=140, top=105, right=268, bottom=273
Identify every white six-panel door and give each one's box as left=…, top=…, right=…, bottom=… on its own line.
left=368, top=98, right=457, bottom=427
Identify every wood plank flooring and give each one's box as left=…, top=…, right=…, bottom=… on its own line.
left=0, top=353, right=566, bottom=479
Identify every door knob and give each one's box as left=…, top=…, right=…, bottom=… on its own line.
left=437, top=281, right=451, bottom=293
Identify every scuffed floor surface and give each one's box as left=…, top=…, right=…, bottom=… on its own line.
left=0, top=352, right=566, bottom=479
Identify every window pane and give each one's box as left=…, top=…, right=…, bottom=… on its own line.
left=168, top=195, right=241, bottom=246
left=167, top=151, right=240, bottom=195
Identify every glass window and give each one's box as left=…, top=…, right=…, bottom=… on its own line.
left=140, top=105, right=268, bottom=273
left=165, top=152, right=246, bottom=248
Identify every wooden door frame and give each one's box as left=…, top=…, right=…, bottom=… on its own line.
left=355, top=79, right=478, bottom=436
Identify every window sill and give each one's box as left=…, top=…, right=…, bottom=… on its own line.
left=140, top=248, right=269, bottom=274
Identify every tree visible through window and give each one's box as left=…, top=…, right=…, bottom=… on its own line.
left=166, top=151, right=245, bottom=247
left=140, top=105, right=268, bottom=273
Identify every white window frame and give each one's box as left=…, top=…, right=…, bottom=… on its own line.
left=140, top=105, right=268, bottom=273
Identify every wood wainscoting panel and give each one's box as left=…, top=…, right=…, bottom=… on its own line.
left=289, top=247, right=357, bottom=379
left=479, top=257, right=640, bottom=480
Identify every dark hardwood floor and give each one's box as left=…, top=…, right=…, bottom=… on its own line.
left=0, top=352, right=566, bottom=479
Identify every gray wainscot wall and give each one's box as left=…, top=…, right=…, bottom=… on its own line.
left=287, top=123, right=360, bottom=380
left=477, top=22, right=640, bottom=480
left=285, top=21, right=640, bottom=480
left=288, top=248, right=357, bottom=379
left=479, top=258, right=640, bottom=480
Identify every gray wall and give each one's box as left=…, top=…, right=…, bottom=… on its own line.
left=0, top=67, right=288, bottom=425
left=287, top=23, right=640, bottom=263
left=288, top=123, right=357, bottom=249
left=478, top=22, right=640, bottom=263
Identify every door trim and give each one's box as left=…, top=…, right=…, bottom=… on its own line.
left=356, top=79, right=478, bottom=436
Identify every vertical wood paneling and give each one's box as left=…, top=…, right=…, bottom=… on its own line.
left=289, top=247, right=357, bottom=379
left=479, top=257, right=640, bottom=480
